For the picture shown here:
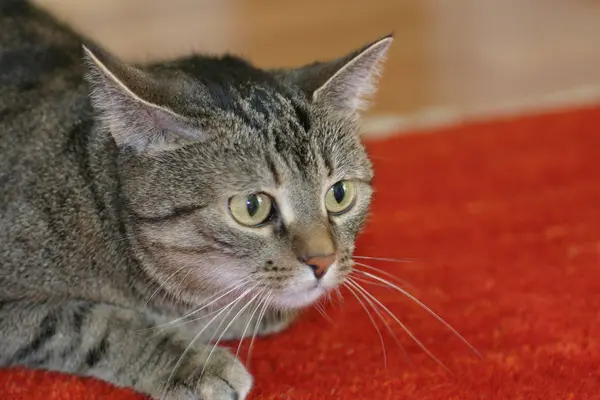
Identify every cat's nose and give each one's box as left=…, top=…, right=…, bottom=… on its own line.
left=304, top=254, right=335, bottom=280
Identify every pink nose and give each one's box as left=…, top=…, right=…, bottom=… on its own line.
left=305, top=254, right=335, bottom=279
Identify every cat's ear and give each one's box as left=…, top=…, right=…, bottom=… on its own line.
left=83, top=44, right=200, bottom=153
left=279, top=35, right=393, bottom=118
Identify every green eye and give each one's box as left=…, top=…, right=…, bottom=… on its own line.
left=228, top=193, right=273, bottom=227
left=325, top=181, right=357, bottom=215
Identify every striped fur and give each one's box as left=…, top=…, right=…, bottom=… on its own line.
left=0, top=1, right=391, bottom=398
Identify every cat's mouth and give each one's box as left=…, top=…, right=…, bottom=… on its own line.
left=272, top=285, right=327, bottom=309
left=269, top=272, right=339, bottom=309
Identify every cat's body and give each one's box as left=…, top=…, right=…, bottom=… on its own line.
left=0, top=0, right=136, bottom=307
left=0, top=1, right=391, bottom=398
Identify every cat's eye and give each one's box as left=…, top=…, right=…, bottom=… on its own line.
left=228, top=193, right=273, bottom=227
left=325, top=181, right=357, bottom=215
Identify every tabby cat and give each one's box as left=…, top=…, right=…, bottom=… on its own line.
left=0, top=1, right=392, bottom=398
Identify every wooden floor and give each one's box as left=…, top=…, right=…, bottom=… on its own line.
left=36, top=0, right=600, bottom=129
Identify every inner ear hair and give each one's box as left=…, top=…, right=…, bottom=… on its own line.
left=83, top=44, right=201, bottom=153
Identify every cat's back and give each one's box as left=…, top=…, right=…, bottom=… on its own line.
left=0, top=1, right=115, bottom=298
left=0, top=0, right=90, bottom=161
left=1, top=1, right=87, bottom=125
left=0, top=0, right=90, bottom=205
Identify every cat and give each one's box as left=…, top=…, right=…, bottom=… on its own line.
left=0, top=0, right=392, bottom=398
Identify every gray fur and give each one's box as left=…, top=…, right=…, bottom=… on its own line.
left=0, top=1, right=392, bottom=398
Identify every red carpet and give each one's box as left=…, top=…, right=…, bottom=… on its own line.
left=2, top=106, right=600, bottom=399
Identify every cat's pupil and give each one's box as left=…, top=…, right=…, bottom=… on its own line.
left=246, top=194, right=260, bottom=217
left=333, top=182, right=346, bottom=204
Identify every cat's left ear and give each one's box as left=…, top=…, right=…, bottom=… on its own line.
left=83, top=44, right=201, bottom=153
left=278, top=34, right=393, bottom=119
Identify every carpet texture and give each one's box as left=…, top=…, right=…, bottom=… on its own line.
left=2, top=106, right=600, bottom=399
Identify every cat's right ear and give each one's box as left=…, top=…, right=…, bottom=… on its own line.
left=83, top=44, right=201, bottom=153
left=275, top=35, right=393, bottom=121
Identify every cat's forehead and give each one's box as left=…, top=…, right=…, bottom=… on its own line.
left=157, top=56, right=313, bottom=139
left=159, top=56, right=305, bottom=112
left=189, top=119, right=371, bottom=194
left=214, top=84, right=311, bottom=137
left=154, top=55, right=371, bottom=183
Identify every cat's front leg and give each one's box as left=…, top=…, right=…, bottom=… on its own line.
left=0, top=299, right=252, bottom=399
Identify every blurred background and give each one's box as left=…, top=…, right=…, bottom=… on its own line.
left=34, top=0, right=600, bottom=134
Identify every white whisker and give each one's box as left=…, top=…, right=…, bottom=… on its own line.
left=200, top=290, right=264, bottom=377
left=351, top=275, right=393, bottom=289
left=346, top=278, right=450, bottom=372
left=149, top=278, right=251, bottom=332
left=347, top=278, right=413, bottom=365
left=144, top=265, right=187, bottom=307
left=314, top=301, right=333, bottom=323
left=343, top=282, right=388, bottom=368
left=173, top=307, right=221, bottom=326
left=353, top=261, right=415, bottom=290
left=245, top=293, right=272, bottom=367
left=173, top=268, right=195, bottom=299
left=353, top=255, right=417, bottom=263
left=235, top=291, right=269, bottom=359
left=162, top=286, right=255, bottom=398
left=357, top=270, right=481, bottom=358
left=335, top=287, right=345, bottom=304
left=326, top=291, right=334, bottom=306
left=148, top=304, right=227, bottom=338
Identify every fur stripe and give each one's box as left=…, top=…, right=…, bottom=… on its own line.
left=10, top=312, right=58, bottom=363
left=85, top=334, right=109, bottom=368
left=265, top=153, right=282, bottom=186
left=130, top=204, right=207, bottom=224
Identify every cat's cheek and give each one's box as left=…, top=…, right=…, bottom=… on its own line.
left=320, top=262, right=343, bottom=290
left=155, top=251, right=249, bottom=295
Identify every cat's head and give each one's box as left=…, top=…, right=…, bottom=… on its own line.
left=84, top=35, right=392, bottom=309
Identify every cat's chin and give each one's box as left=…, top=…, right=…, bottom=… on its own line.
left=270, top=285, right=329, bottom=310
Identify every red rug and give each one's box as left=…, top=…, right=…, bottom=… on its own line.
left=2, top=106, right=600, bottom=399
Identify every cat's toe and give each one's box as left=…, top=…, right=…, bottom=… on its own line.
left=194, top=348, right=252, bottom=400
left=161, top=347, right=252, bottom=400
left=197, top=375, right=243, bottom=400
left=213, top=353, right=252, bottom=398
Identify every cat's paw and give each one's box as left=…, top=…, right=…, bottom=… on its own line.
left=161, top=346, right=252, bottom=400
